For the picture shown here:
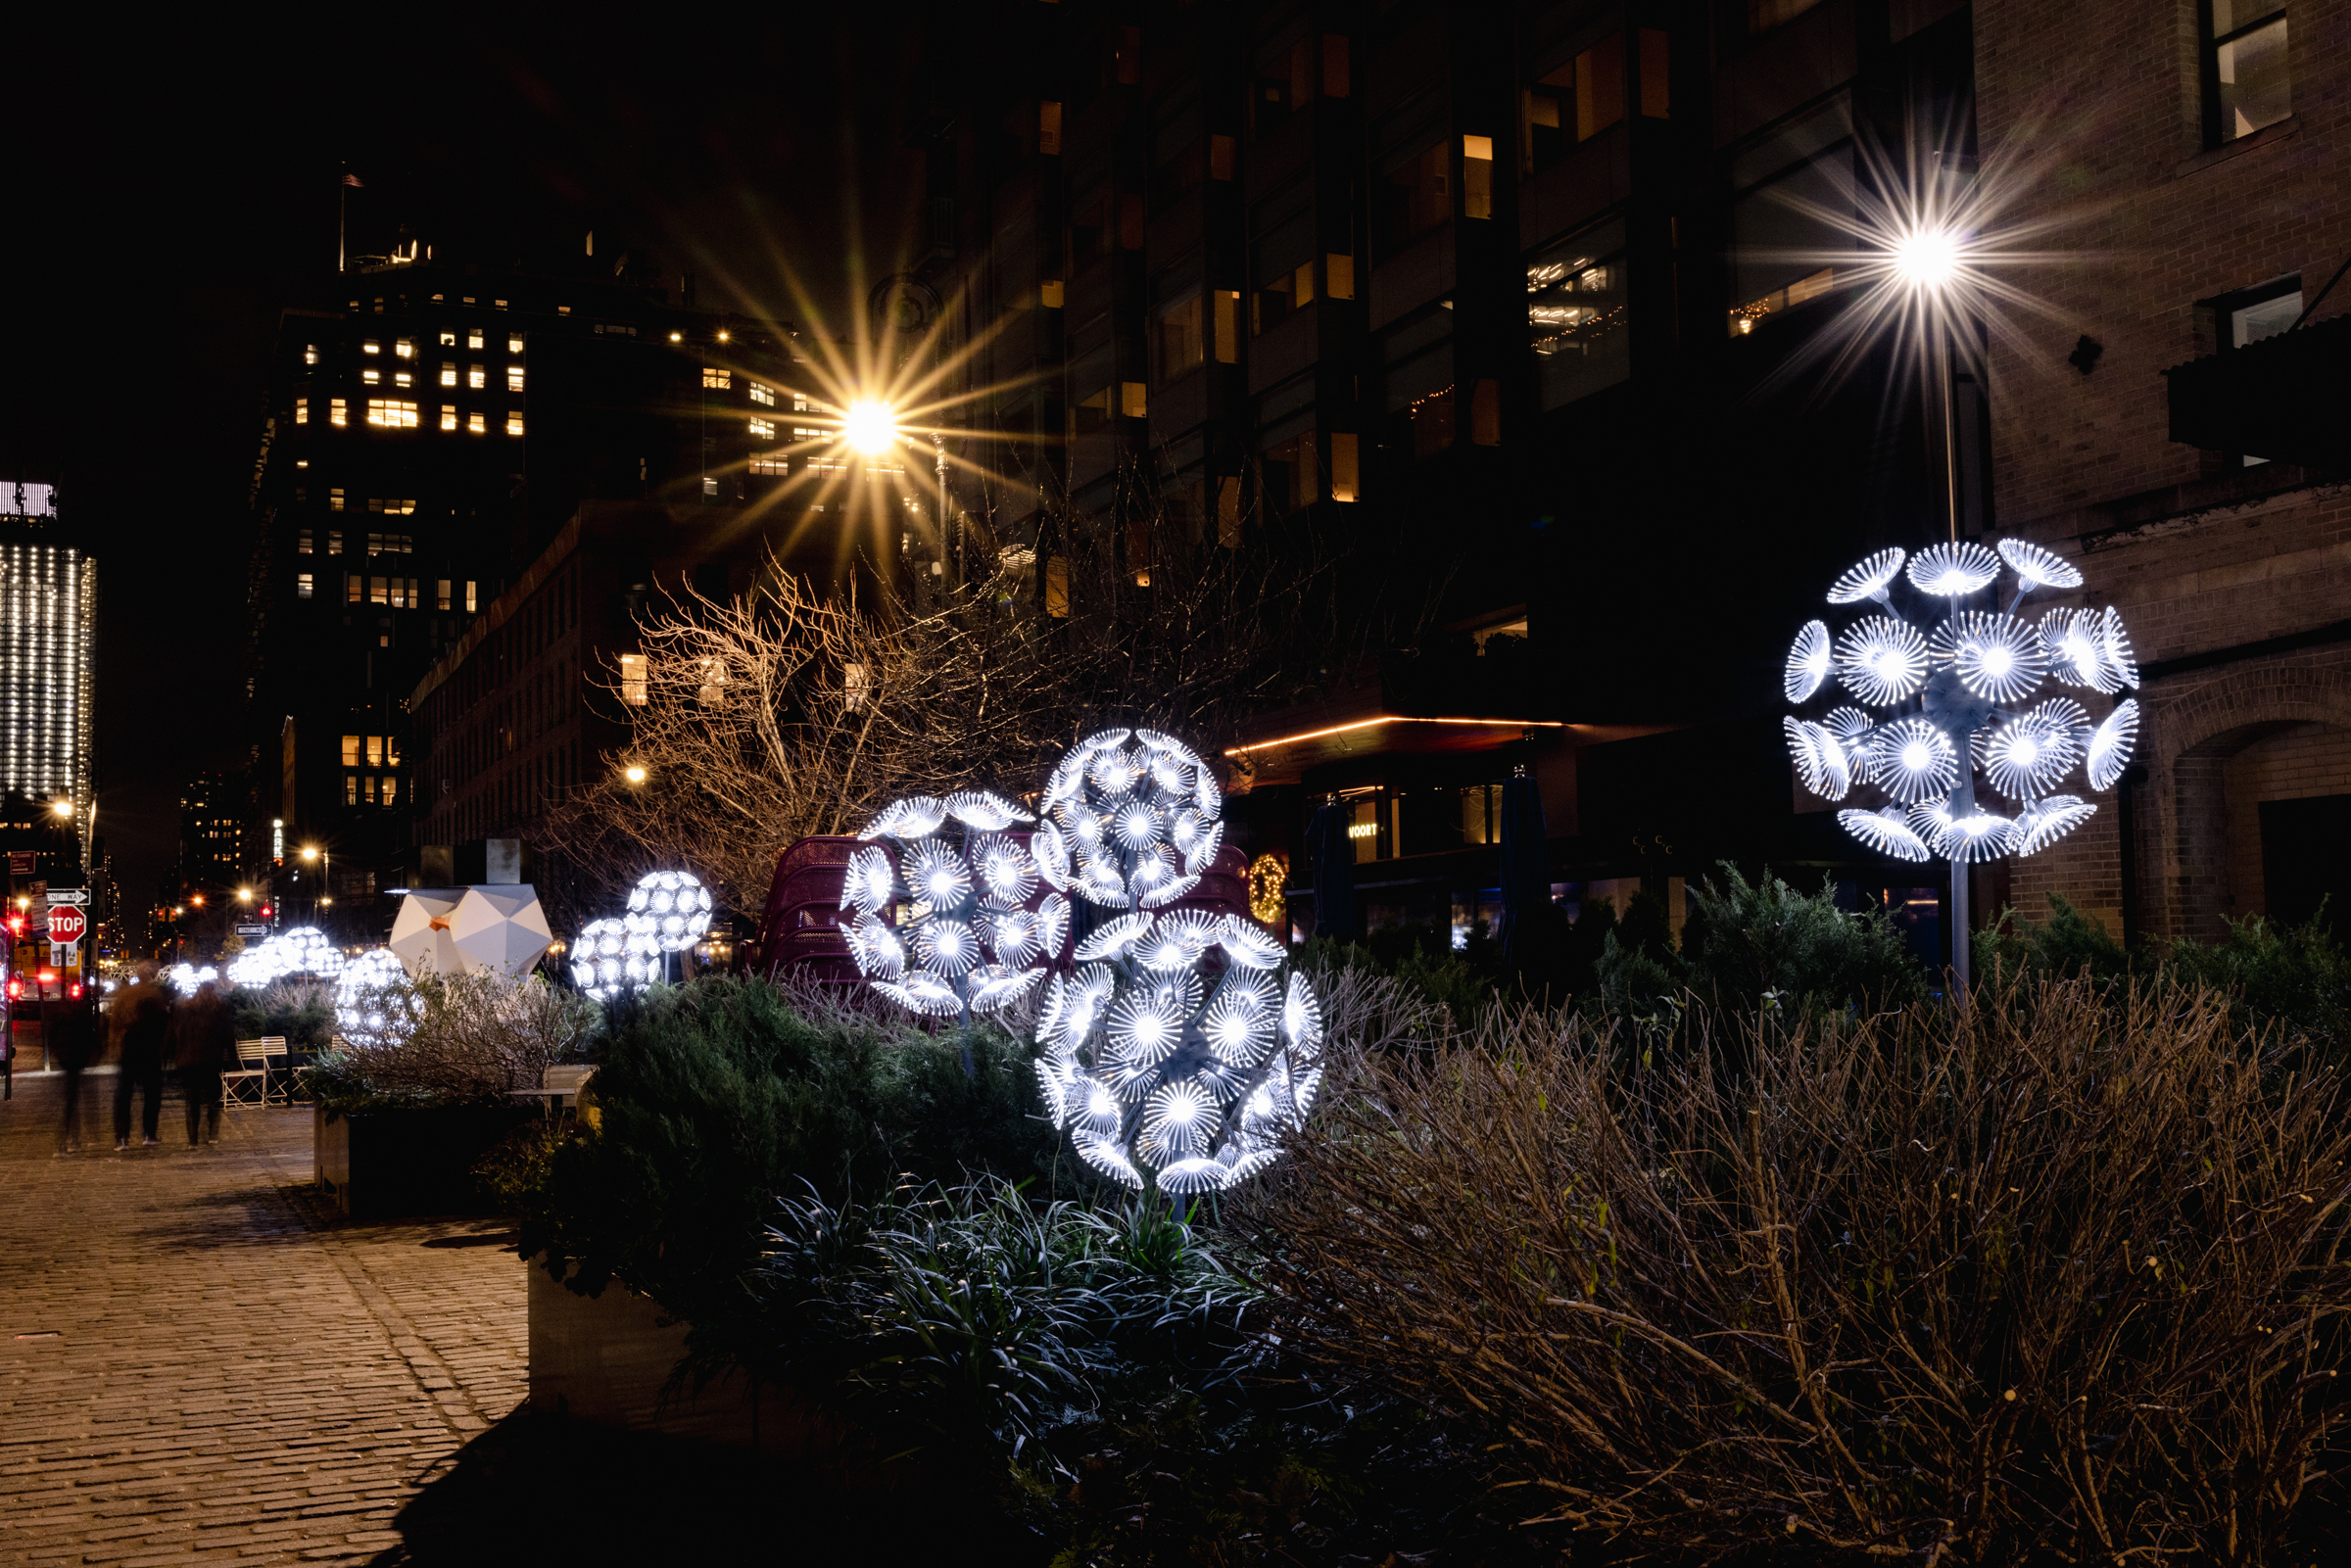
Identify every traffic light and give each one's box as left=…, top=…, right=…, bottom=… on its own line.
left=259, top=904, right=273, bottom=920
left=68, top=981, right=82, bottom=1000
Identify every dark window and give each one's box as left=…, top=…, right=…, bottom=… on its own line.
left=2259, top=793, right=2351, bottom=929
left=1372, top=90, right=1451, bottom=255
left=1528, top=216, right=1630, bottom=408
left=1725, top=96, right=1856, bottom=336
left=2204, top=1, right=2289, bottom=147
left=2204, top=272, right=2302, bottom=464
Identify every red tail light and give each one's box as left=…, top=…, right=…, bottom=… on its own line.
left=69, top=982, right=83, bottom=1000
left=6, top=979, right=20, bottom=999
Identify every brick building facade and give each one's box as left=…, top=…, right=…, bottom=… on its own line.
left=1984, top=0, right=2351, bottom=942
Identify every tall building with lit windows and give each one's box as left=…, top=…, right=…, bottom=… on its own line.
left=244, top=243, right=811, bottom=934
left=0, top=478, right=95, bottom=874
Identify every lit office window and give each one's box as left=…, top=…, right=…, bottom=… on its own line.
left=394, top=370, right=413, bottom=387
left=370, top=576, right=389, bottom=604
left=792, top=425, right=824, bottom=440
left=342, top=735, right=361, bottom=766
left=304, top=344, right=318, bottom=365
left=361, top=340, right=381, bottom=356
left=468, top=412, right=487, bottom=434
left=439, top=330, right=456, bottom=347
left=2207, top=2, right=2289, bottom=144
left=468, top=364, right=486, bottom=389
left=365, top=399, right=420, bottom=428
left=294, top=400, right=309, bottom=425
left=441, top=405, right=458, bottom=431
left=618, top=653, right=648, bottom=704
left=506, top=365, right=524, bottom=392
left=328, top=491, right=345, bottom=513
left=328, top=528, right=343, bottom=550
left=1529, top=216, right=1630, bottom=407
left=330, top=398, right=347, bottom=425
left=749, top=383, right=775, bottom=405
left=346, top=775, right=359, bottom=805
left=297, top=529, right=313, bottom=553
left=1122, top=382, right=1148, bottom=418
left=703, top=368, right=731, bottom=390
left=437, top=579, right=453, bottom=611
left=506, top=412, right=524, bottom=437
left=382, top=777, right=399, bottom=807
left=395, top=338, right=414, bottom=358
left=440, top=362, right=457, bottom=386
left=465, top=581, right=478, bottom=612
left=362, top=367, right=381, bottom=385
left=506, top=334, right=523, bottom=353
left=749, top=451, right=790, bottom=474
left=467, top=329, right=485, bottom=350
left=297, top=572, right=314, bottom=599
left=749, top=416, right=776, bottom=439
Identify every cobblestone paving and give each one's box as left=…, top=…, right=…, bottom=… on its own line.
left=0, top=1072, right=525, bottom=1565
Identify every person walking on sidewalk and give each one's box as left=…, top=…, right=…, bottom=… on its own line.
left=47, top=987, right=101, bottom=1153
left=169, top=979, right=236, bottom=1147
left=112, top=967, right=169, bottom=1151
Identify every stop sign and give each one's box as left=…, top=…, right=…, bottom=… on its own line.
left=45, top=907, right=85, bottom=944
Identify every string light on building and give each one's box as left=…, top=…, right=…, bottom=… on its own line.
left=1784, top=540, right=2138, bottom=989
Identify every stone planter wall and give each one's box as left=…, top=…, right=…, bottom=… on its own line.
left=312, top=1102, right=537, bottom=1221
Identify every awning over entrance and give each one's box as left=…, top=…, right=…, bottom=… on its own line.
left=2164, top=313, right=2351, bottom=473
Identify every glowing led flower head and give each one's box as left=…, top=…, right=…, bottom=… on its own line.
left=276, top=927, right=345, bottom=978
left=1036, top=729, right=1225, bottom=911
left=1785, top=619, right=1832, bottom=703
left=1789, top=540, right=2139, bottom=874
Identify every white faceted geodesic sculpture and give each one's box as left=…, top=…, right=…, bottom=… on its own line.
left=391, top=891, right=465, bottom=979
left=450, top=885, right=554, bottom=976
left=843, top=790, right=1060, bottom=1019
left=334, top=948, right=414, bottom=1048
left=1784, top=538, right=2139, bottom=867
left=624, top=870, right=715, bottom=954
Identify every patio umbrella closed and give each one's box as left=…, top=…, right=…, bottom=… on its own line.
left=1498, top=766, right=1550, bottom=971
left=1307, top=799, right=1358, bottom=944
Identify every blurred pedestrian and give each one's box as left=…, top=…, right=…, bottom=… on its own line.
left=169, top=978, right=237, bottom=1147
left=47, top=985, right=101, bottom=1154
left=112, top=965, right=169, bottom=1152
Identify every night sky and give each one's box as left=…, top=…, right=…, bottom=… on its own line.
left=2, top=10, right=934, bottom=919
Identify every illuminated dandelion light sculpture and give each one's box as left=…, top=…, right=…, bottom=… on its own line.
left=622, top=871, right=714, bottom=984
left=1029, top=729, right=1321, bottom=1195
left=842, top=788, right=1062, bottom=1069
left=333, top=949, right=414, bottom=1048
left=1785, top=540, right=2139, bottom=989
left=568, top=917, right=639, bottom=1002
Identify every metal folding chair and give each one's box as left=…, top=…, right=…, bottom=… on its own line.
left=257, top=1036, right=291, bottom=1106
left=223, top=1040, right=269, bottom=1109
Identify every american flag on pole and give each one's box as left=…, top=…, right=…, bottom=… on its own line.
left=343, top=172, right=364, bottom=187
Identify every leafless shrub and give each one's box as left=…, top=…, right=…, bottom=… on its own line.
left=534, top=455, right=1403, bottom=927
left=1251, top=976, right=2351, bottom=1563
left=317, top=973, right=599, bottom=1106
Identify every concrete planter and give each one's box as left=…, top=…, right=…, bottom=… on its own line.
left=525, top=1257, right=837, bottom=1457
left=312, top=1101, right=537, bottom=1221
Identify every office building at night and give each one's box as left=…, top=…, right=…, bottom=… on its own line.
left=902, top=0, right=2349, bottom=954
left=0, top=478, right=95, bottom=877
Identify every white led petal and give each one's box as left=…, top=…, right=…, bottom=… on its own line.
left=1784, top=717, right=1852, bottom=801
left=967, top=964, right=1045, bottom=1012
left=1282, top=971, right=1323, bottom=1056
left=862, top=795, right=946, bottom=839
left=1975, top=711, right=2081, bottom=801
left=841, top=846, right=898, bottom=915
left=1827, top=547, right=1906, bottom=604
left=1194, top=766, right=1222, bottom=821
left=1935, top=612, right=2049, bottom=705
left=1784, top=619, right=1833, bottom=702
left=1869, top=717, right=1959, bottom=804
left=2099, top=605, right=2138, bottom=691
left=1169, top=808, right=1203, bottom=853
left=1836, top=616, right=1931, bottom=705
left=1839, top=806, right=1933, bottom=862
left=1909, top=803, right=2015, bottom=863
left=2025, top=693, right=2091, bottom=741
left=983, top=907, right=1042, bottom=966
left=1034, top=892, right=1070, bottom=958
left=1822, top=707, right=1877, bottom=780
left=1154, top=1158, right=1233, bottom=1195
left=1073, top=1131, right=1145, bottom=1189
left=1114, top=802, right=1164, bottom=851
left=1076, top=912, right=1153, bottom=961
left=944, top=789, right=1032, bottom=830
left=1106, top=989, right=1185, bottom=1067
left=2010, top=794, right=2096, bottom=856
left=1216, top=915, right=1286, bottom=969
left=1201, top=990, right=1276, bottom=1066
left=2086, top=698, right=2139, bottom=791
left=1135, top=927, right=1197, bottom=973
left=844, top=914, right=904, bottom=979
left=873, top=975, right=962, bottom=1017
left=969, top=833, right=1038, bottom=909
left=2037, top=608, right=2115, bottom=692
left=1184, top=820, right=1225, bottom=875
left=913, top=918, right=980, bottom=976
left=1906, top=541, right=2000, bottom=597
left=1032, top=822, right=1072, bottom=890
left=1137, top=873, right=1203, bottom=908
left=1141, top=1081, right=1220, bottom=1163
left=1997, top=537, right=2083, bottom=590
left=904, top=842, right=972, bottom=909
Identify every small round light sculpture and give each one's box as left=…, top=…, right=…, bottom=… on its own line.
left=624, top=871, right=714, bottom=955
left=570, top=917, right=638, bottom=1001
left=275, top=926, right=346, bottom=979
left=165, top=964, right=219, bottom=995
left=333, top=949, right=413, bottom=1048
left=1785, top=541, right=2140, bottom=983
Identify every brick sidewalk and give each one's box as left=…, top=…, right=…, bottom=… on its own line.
left=0, top=1074, right=525, bottom=1565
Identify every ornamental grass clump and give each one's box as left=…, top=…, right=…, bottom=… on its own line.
left=1252, top=976, right=2351, bottom=1563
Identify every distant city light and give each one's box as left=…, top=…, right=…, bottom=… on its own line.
left=842, top=400, right=898, bottom=456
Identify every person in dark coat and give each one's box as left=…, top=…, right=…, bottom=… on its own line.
left=169, top=980, right=238, bottom=1146
left=47, top=987, right=101, bottom=1154
left=112, top=966, right=170, bottom=1151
